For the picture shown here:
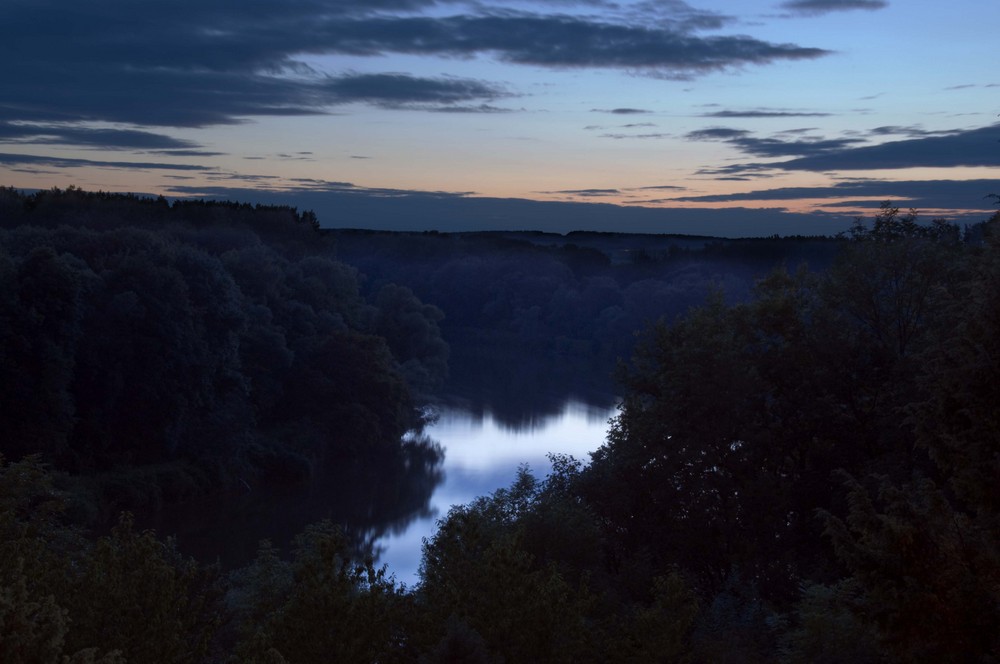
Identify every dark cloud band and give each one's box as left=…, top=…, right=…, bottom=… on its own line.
left=0, top=152, right=215, bottom=171
left=687, top=123, right=1000, bottom=172
left=0, top=123, right=200, bottom=150
left=2, top=0, right=830, bottom=134
left=780, top=0, right=889, bottom=15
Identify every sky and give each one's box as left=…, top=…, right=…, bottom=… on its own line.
left=3, top=0, right=999, bottom=236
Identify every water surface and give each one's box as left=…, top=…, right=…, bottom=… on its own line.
left=378, top=399, right=617, bottom=586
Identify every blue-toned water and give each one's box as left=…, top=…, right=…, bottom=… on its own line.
left=377, top=399, right=617, bottom=587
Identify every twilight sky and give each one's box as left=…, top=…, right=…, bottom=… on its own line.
left=3, top=0, right=999, bottom=235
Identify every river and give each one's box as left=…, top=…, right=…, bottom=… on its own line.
left=377, top=398, right=618, bottom=587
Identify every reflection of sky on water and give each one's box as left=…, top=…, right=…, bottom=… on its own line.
left=436, top=401, right=616, bottom=471
left=378, top=400, right=617, bottom=588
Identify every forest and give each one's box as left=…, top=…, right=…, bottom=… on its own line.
left=329, top=226, right=841, bottom=423
left=1, top=186, right=998, bottom=662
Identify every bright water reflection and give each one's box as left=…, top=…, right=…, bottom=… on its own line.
left=378, top=399, right=617, bottom=587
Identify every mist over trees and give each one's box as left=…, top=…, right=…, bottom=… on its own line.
left=2, top=187, right=998, bottom=661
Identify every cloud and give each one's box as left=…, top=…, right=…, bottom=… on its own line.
left=866, top=125, right=954, bottom=138
left=715, top=134, right=865, bottom=158
left=694, top=163, right=779, bottom=178
left=168, top=179, right=475, bottom=199
left=610, top=0, right=735, bottom=31
left=779, top=0, right=888, bottom=15
left=363, top=15, right=826, bottom=73
left=2, top=0, right=829, bottom=131
left=670, top=178, right=998, bottom=202
left=541, top=188, right=623, bottom=197
left=667, top=178, right=1000, bottom=214
left=592, top=108, right=655, bottom=115
left=770, top=123, right=1000, bottom=170
left=427, top=104, right=517, bottom=113
left=9, top=167, right=61, bottom=176
left=0, top=152, right=215, bottom=171
left=599, top=133, right=671, bottom=139
left=150, top=150, right=227, bottom=157
left=701, top=109, right=832, bottom=118
left=686, top=122, right=1000, bottom=172
left=163, top=181, right=850, bottom=236
left=686, top=127, right=751, bottom=141
left=0, top=123, right=201, bottom=150
left=322, top=73, right=509, bottom=108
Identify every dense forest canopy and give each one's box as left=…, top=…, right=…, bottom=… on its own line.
left=1, top=187, right=999, bottom=662
left=0, top=186, right=450, bottom=561
left=330, top=225, right=843, bottom=422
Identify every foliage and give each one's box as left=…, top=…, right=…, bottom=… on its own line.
left=606, top=572, right=700, bottom=664
left=0, top=454, right=213, bottom=663
left=3, top=189, right=999, bottom=661
left=845, top=201, right=960, bottom=244
left=330, top=227, right=842, bottom=415
left=417, top=466, right=702, bottom=663
left=61, top=513, right=222, bottom=663
left=570, top=202, right=1000, bottom=660
left=823, top=476, right=997, bottom=661
left=778, top=580, right=880, bottom=663
left=417, top=468, right=599, bottom=663
left=0, top=455, right=87, bottom=664
left=229, top=523, right=412, bottom=664
left=0, top=188, right=448, bottom=550
left=820, top=209, right=1000, bottom=661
